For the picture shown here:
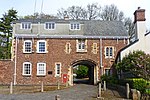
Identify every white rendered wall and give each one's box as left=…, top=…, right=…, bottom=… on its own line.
left=121, top=21, right=148, bottom=59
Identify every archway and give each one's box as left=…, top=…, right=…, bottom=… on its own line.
left=68, top=59, right=99, bottom=86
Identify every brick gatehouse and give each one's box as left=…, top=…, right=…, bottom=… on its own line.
left=0, top=19, right=128, bottom=85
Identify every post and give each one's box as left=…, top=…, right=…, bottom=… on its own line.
left=41, top=81, right=44, bottom=92
left=55, top=95, right=60, bottom=100
left=97, top=82, right=101, bottom=98
left=126, top=83, right=130, bottom=99
left=10, top=82, right=13, bottom=94
left=57, top=82, right=60, bottom=90
left=103, top=81, right=106, bottom=91
left=66, top=82, right=68, bottom=87
left=137, top=90, right=141, bottom=100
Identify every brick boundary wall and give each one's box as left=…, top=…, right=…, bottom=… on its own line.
left=0, top=60, right=14, bottom=85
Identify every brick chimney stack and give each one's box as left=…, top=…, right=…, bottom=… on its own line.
left=134, top=7, right=146, bottom=24
left=133, top=7, right=146, bottom=41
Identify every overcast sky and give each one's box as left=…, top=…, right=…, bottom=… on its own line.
left=0, top=0, right=149, bottom=29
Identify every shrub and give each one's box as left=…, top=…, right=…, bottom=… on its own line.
left=132, top=78, right=147, bottom=93
left=125, top=78, right=149, bottom=94
left=101, top=75, right=118, bottom=84
left=145, top=89, right=150, bottom=95
left=115, top=50, right=150, bottom=81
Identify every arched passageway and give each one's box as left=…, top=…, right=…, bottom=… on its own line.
left=68, top=59, right=99, bottom=86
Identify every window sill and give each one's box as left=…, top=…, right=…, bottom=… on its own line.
left=105, top=56, right=114, bottom=59
left=45, top=28, right=55, bottom=30
left=21, top=28, right=31, bottom=30
left=23, top=52, right=33, bottom=54
left=36, top=51, right=48, bottom=54
left=55, top=75, right=61, bottom=77
left=70, top=29, right=80, bottom=30
left=22, top=74, right=31, bottom=76
left=76, top=50, right=87, bottom=53
left=37, top=75, right=46, bottom=77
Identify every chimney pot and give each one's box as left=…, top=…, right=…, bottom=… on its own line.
left=64, top=16, right=69, bottom=20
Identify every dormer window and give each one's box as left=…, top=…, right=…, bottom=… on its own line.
left=70, top=22, right=80, bottom=30
left=21, top=22, right=31, bottom=29
left=45, top=22, right=55, bottom=30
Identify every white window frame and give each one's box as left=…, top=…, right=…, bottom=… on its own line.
left=105, top=46, right=114, bottom=58
left=65, top=42, right=71, bottom=54
left=92, top=43, right=98, bottom=54
left=23, top=40, right=32, bottom=53
left=76, top=39, right=87, bottom=52
left=37, top=63, right=46, bottom=76
left=44, top=22, right=56, bottom=30
left=22, top=62, right=32, bottom=76
left=37, top=40, right=47, bottom=53
left=55, top=63, right=61, bottom=77
left=21, top=22, right=32, bottom=30
left=104, top=68, right=111, bottom=76
left=70, top=22, right=80, bottom=30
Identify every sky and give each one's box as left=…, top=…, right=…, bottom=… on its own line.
left=0, top=0, right=150, bottom=29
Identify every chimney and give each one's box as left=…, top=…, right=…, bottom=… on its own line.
left=134, top=7, right=146, bottom=24
left=64, top=16, right=69, bottom=20
left=133, top=7, right=146, bottom=41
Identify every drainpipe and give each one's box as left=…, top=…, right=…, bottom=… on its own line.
left=100, top=38, right=103, bottom=75
left=14, top=37, right=18, bottom=85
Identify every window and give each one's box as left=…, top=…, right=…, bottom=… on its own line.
left=37, top=40, right=47, bottom=53
left=76, top=39, right=87, bottom=52
left=106, top=47, right=109, bottom=56
left=21, top=22, right=31, bottom=29
left=55, top=63, right=61, bottom=77
left=23, top=62, right=32, bottom=76
left=23, top=40, right=32, bottom=53
left=45, top=22, right=55, bottom=29
left=37, top=63, right=46, bottom=76
left=70, top=23, right=80, bottom=30
left=105, top=46, right=114, bottom=58
left=110, top=47, right=113, bottom=56
left=92, top=43, right=98, bottom=54
left=65, top=42, right=71, bottom=54
left=105, top=69, right=110, bottom=76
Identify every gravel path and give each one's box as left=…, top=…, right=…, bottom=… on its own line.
left=0, top=84, right=127, bottom=100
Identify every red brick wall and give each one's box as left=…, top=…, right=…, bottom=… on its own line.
left=0, top=60, right=14, bottom=85
left=102, top=39, right=127, bottom=68
left=14, top=38, right=127, bottom=85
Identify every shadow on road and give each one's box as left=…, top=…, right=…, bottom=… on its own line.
left=73, top=78, right=90, bottom=85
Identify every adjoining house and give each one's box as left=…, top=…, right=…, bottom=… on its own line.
left=120, top=8, right=150, bottom=60
left=0, top=17, right=128, bottom=85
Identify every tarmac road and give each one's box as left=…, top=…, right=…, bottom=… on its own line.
left=0, top=83, right=127, bottom=100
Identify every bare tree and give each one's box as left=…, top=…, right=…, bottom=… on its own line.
left=100, top=4, right=124, bottom=21
left=57, top=3, right=101, bottom=20
left=57, top=8, right=68, bottom=19
left=67, top=6, right=83, bottom=20
left=80, top=8, right=87, bottom=20
left=86, top=3, right=101, bottom=20
left=124, top=17, right=135, bottom=42
left=23, top=12, right=58, bottom=19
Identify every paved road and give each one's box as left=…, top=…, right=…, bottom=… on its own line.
left=0, top=84, right=127, bottom=100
